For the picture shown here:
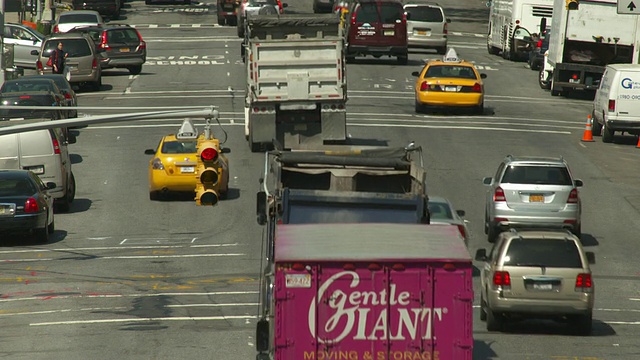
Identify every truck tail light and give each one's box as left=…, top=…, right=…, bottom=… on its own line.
left=391, top=263, right=405, bottom=271
left=575, top=273, right=592, bottom=292
left=292, top=263, right=306, bottom=271
left=25, top=198, right=40, bottom=213
left=419, top=81, right=428, bottom=91
left=343, top=263, right=356, bottom=270
left=368, top=263, right=381, bottom=271
left=608, top=99, right=615, bottom=112
left=567, top=188, right=579, bottom=203
left=443, top=263, right=456, bottom=271
left=493, top=271, right=511, bottom=288
left=493, top=186, right=506, bottom=202
left=456, top=224, right=467, bottom=239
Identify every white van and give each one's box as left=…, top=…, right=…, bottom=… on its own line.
left=592, top=64, right=640, bottom=143
left=0, top=128, right=76, bottom=211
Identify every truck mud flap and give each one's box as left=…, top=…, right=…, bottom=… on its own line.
left=250, top=112, right=277, bottom=145
left=321, top=111, right=347, bottom=142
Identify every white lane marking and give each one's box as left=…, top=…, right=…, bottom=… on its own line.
left=349, top=122, right=572, bottom=134
left=166, top=302, right=258, bottom=308
left=0, top=307, right=128, bottom=317
left=149, top=24, right=158, bottom=28
left=30, top=315, right=254, bottom=326
left=191, top=237, right=197, bottom=243
left=0, top=253, right=245, bottom=263
left=0, top=291, right=259, bottom=303
left=605, top=321, right=640, bottom=325
left=170, top=24, right=180, bottom=28
left=192, top=24, right=201, bottom=28
left=120, top=238, right=127, bottom=245
left=0, top=243, right=240, bottom=254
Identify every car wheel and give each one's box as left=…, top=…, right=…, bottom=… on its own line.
left=184, top=0, right=191, bottom=4
left=572, top=224, right=581, bottom=239
left=397, top=55, right=408, bottom=65
left=487, top=224, right=498, bottom=243
left=47, top=215, right=55, bottom=234
left=56, top=172, right=75, bottom=212
left=345, top=56, right=355, bottom=63
left=475, top=103, right=484, bottom=115
left=145, top=0, right=151, bottom=4
left=480, top=293, right=488, bottom=321
left=128, top=65, right=142, bottom=75
left=539, top=69, right=550, bottom=90
left=35, top=217, right=50, bottom=244
left=571, top=312, right=592, bottom=336
left=228, top=17, right=238, bottom=27
left=237, top=20, right=245, bottom=38
left=90, top=77, right=102, bottom=92
left=486, top=308, right=504, bottom=332
left=487, top=41, right=500, bottom=55
left=218, top=16, right=226, bottom=26
left=592, top=112, right=603, bottom=136
left=602, top=120, right=614, bottom=143
left=414, top=100, right=424, bottom=114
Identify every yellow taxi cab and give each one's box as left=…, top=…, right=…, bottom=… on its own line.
left=144, top=120, right=229, bottom=201
left=412, top=48, right=487, bottom=114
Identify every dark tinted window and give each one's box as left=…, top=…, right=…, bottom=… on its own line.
left=58, top=14, right=99, bottom=24
left=1, top=80, right=55, bottom=93
left=380, top=3, right=403, bottom=23
left=428, top=201, right=453, bottom=220
left=405, top=6, right=443, bottom=22
left=425, top=65, right=477, bottom=79
left=107, top=29, right=140, bottom=43
left=44, top=39, right=92, bottom=57
left=161, top=140, right=198, bottom=154
left=503, top=238, right=583, bottom=268
left=355, top=3, right=379, bottom=23
left=501, top=165, right=572, bottom=185
left=289, top=203, right=419, bottom=223
left=0, top=178, right=36, bottom=196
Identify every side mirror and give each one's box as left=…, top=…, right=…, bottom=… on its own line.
left=411, top=71, right=420, bottom=77
left=585, top=251, right=596, bottom=265
left=256, top=319, right=270, bottom=352
left=540, top=17, right=547, bottom=34
left=480, top=73, right=487, bottom=79
left=257, top=191, right=267, bottom=226
left=475, top=249, right=488, bottom=261
left=482, top=176, right=492, bottom=185
left=31, top=50, right=39, bottom=56
left=46, top=182, right=57, bottom=189
left=221, top=147, right=231, bottom=154
left=574, top=179, right=583, bottom=187
left=67, top=133, right=77, bottom=144
left=456, top=209, right=465, bottom=217
left=144, top=149, right=155, bottom=155
left=282, top=2, right=288, bottom=7
left=447, top=18, right=452, bottom=23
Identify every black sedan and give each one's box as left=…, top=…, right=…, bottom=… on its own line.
left=25, top=74, right=79, bottom=118
left=0, top=170, right=56, bottom=243
left=0, top=78, right=68, bottom=121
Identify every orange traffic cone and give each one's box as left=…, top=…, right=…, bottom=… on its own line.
left=636, top=136, right=640, bottom=148
left=581, top=115, right=595, bottom=142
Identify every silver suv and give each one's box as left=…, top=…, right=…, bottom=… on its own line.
left=475, top=229, right=595, bottom=335
left=403, top=3, right=450, bottom=54
left=483, top=155, right=583, bottom=242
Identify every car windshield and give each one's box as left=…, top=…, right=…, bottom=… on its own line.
left=503, top=238, right=583, bottom=268
left=405, top=6, right=443, bottom=22
left=58, top=14, right=99, bottom=24
left=161, top=141, right=198, bottom=154
left=425, top=65, right=477, bottom=79
left=428, top=201, right=453, bottom=220
left=0, top=179, right=35, bottom=196
left=501, top=165, right=573, bottom=185
left=43, top=39, right=92, bottom=58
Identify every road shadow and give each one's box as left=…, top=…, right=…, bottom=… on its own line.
left=472, top=265, right=481, bottom=277
left=500, top=318, right=616, bottom=337
left=579, top=233, right=599, bottom=247
left=347, top=58, right=410, bottom=66
left=607, top=133, right=640, bottom=146
left=473, top=339, right=498, bottom=360
left=0, top=229, right=67, bottom=246
left=64, top=198, right=93, bottom=213
left=70, top=154, right=83, bottom=164
left=344, top=137, right=389, bottom=147
left=222, top=188, right=240, bottom=201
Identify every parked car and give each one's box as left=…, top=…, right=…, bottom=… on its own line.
left=476, top=229, right=595, bottom=335
left=428, top=195, right=469, bottom=247
left=482, top=155, right=583, bottom=242
left=23, top=74, right=78, bottom=118
left=343, top=0, right=408, bottom=64
left=32, top=33, right=103, bottom=91
left=52, top=10, right=106, bottom=34
left=71, top=0, right=121, bottom=20
left=3, top=23, right=45, bottom=69
left=0, top=170, right=56, bottom=243
left=0, top=78, right=68, bottom=121
left=403, top=3, right=450, bottom=54
left=0, top=129, right=76, bottom=212
left=237, top=0, right=287, bottom=38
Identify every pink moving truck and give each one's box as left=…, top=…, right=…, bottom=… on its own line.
left=255, top=223, right=473, bottom=360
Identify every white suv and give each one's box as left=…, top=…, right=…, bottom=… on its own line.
left=403, top=3, right=450, bottom=54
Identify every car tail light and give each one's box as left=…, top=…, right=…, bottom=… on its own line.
left=571, top=74, right=579, bottom=80
left=25, top=198, right=39, bottom=213
left=472, top=83, right=482, bottom=92
left=64, top=93, right=72, bottom=100
left=401, top=11, right=407, bottom=23
left=53, top=25, right=59, bottom=33
left=456, top=224, right=467, bottom=239
left=36, top=60, right=43, bottom=72
left=151, top=158, right=164, bottom=170
left=608, top=99, right=615, bottom=112
left=52, top=138, right=61, bottom=155
left=92, top=58, right=98, bottom=69
left=567, top=188, right=579, bottom=203
left=493, top=271, right=511, bottom=287
left=135, top=30, right=147, bottom=50
left=443, top=22, right=448, bottom=35
left=351, top=13, right=356, bottom=25
left=493, top=186, right=506, bottom=202
left=419, top=81, right=429, bottom=91
left=99, top=31, right=111, bottom=51
left=19, top=95, right=31, bottom=99
left=536, top=40, right=543, bottom=48
left=575, top=273, right=592, bottom=292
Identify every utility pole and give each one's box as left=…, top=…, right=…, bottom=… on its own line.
left=0, top=0, right=5, bottom=85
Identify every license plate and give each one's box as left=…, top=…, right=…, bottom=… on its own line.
left=180, top=166, right=195, bottom=173
left=0, top=204, right=15, bottom=216
left=383, top=30, right=395, bottom=36
left=533, top=283, right=553, bottom=291
left=120, top=48, right=130, bottom=53
left=285, top=274, right=311, bottom=288
left=569, top=78, right=579, bottom=84
left=416, top=30, right=430, bottom=36
left=529, top=194, right=544, bottom=202
left=294, top=124, right=307, bottom=131
left=445, top=86, right=457, bottom=92
left=26, top=166, right=45, bottom=175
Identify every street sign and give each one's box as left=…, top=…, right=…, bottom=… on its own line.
left=618, top=0, right=639, bottom=14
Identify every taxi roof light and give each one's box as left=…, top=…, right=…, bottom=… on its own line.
left=443, top=48, right=462, bottom=63
left=176, top=120, right=198, bottom=140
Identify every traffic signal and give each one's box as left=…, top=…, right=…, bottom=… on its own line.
left=566, top=0, right=579, bottom=10
left=195, top=138, right=222, bottom=206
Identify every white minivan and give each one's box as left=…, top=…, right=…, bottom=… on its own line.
left=0, top=128, right=76, bottom=211
left=592, top=64, right=640, bottom=143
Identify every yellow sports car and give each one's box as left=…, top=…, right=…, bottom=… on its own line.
left=144, top=121, right=229, bottom=200
left=413, top=48, right=487, bottom=114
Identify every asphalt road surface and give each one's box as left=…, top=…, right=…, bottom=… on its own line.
left=2, top=0, right=640, bottom=359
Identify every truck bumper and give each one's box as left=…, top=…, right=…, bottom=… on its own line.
left=347, top=45, right=408, bottom=57
left=552, top=63, right=604, bottom=92
left=606, top=119, right=640, bottom=132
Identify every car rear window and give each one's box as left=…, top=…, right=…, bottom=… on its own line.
left=0, top=179, right=35, bottom=196
left=58, top=14, right=99, bottom=24
left=44, top=39, right=92, bottom=58
left=501, top=165, right=573, bottom=185
left=161, top=141, right=198, bottom=154
left=380, top=3, right=403, bottom=23
left=107, top=29, right=140, bottom=43
left=1, top=81, right=53, bottom=93
left=503, top=238, right=583, bottom=268
left=355, top=3, right=379, bottom=23
left=425, top=65, right=477, bottom=79
left=19, top=130, right=54, bottom=157
left=405, top=6, right=444, bottom=22
left=428, top=201, right=453, bottom=220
